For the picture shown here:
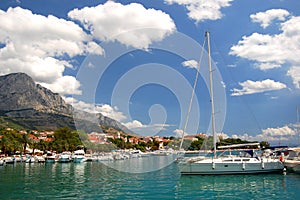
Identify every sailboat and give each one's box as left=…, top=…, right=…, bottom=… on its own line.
left=178, top=32, right=284, bottom=175
left=284, top=107, right=300, bottom=173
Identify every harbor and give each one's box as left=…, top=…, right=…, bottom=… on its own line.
left=0, top=0, right=300, bottom=199
left=1, top=147, right=300, bottom=174
left=1, top=159, right=300, bottom=199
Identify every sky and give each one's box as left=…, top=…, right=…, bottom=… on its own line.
left=0, top=0, right=300, bottom=145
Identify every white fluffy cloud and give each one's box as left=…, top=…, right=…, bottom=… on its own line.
left=0, top=7, right=103, bottom=95
left=232, top=125, right=296, bottom=143
left=287, top=66, right=300, bottom=88
left=39, top=76, right=82, bottom=95
left=95, top=104, right=127, bottom=122
left=261, top=125, right=296, bottom=137
left=250, top=9, right=290, bottom=28
left=217, top=132, right=229, bottom=140
left=68, top=1, right=176, bottom=49
left=230, top=11, right=300, bottom=89
left=231, top=79, right=287, bottom=96
left=182, top=59, right=198, bottom=69
left=173, top=129, right=188, bottom=137
left=165, top=0, right=233, bottom=22
left=65, top=97, right=171, bottom=134
left=123, top=120, right=145, bottom=129
left=64, top=97, right=127, bottom=122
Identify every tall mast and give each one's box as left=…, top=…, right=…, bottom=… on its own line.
left=206, top=31, right=217, bottom=159
left=297, top=106, right=299, bottom=144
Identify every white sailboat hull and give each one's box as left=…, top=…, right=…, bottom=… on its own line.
left=179, top=157, right=284, bottom=175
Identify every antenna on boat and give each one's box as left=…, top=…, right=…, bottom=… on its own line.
left=206, top=31, right=217, bottom=159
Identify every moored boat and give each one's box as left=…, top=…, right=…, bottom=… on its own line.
left=284, top=147, right=300, bottom=173
left=177, top=32, right=284, bottom=175
left=179, top=144, right=284, bottom=175
left=73, top=149, right=86, bottom=163
left=36, top=156, right=45, bottom=163
left=45, top=152, right=57, bottom=163
left=25, top=156, right=35, bottom=163
left=4, top=156, right=15, bottom=164
left=58, top=151, right=72, bottom=163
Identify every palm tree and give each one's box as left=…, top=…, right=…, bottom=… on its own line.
left=21, top=134, right=30, bottom=155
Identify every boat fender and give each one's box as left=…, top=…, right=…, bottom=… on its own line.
left=261, top=160, right=264, bottom=169
left=212, top=162, right=215, bottom=169
left=283, top=167, right=287, bottom=175
left=279, top=153, right=284, bottom=162
left=242, top=162, right=245, bottom=170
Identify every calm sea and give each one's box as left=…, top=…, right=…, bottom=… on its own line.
left=1, top=161, right=300, bottom=199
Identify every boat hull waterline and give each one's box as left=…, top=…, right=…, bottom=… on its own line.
left=179, top=157, right=284, bottom=175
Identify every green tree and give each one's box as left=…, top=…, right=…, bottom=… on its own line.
left=51, top=127, right=83, bottom=153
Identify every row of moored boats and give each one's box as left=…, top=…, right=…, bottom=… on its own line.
left=0, top=149, right=175, bottom=165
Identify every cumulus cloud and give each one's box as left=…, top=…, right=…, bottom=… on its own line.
left=231, top=125, right=297, bottom=144
left=250, top=9, right=290, bottom=28
left=123, top=120, right=173, bottom=132
left=68, top=1, right=176, bottom=49
left=261, top=125, right=296, bottom=137
left=123, top=120, right=145, bottom=129
left=165, top=0, right=233, bottom=22
left=230, top=12, right=300, bottom=88
left=231, top=79, right=287, bottom=96
left=254, top=63, right=281, bottom=71
left=217, top=132, right=229, bottom=140
left=182, top=59, right=198, bottom=69
left=173, top=129, right=188, bottom=137
left=0, top=7, right=103, bottom=95
left=94, top=104, right=127, bottom=122
left=65, top=97, right=173, bottom=134
left=287, top=66, right=300, bottom=88
left=64, top=97, right=127, bottom=122
left=39, top=76, right=81, bottom=95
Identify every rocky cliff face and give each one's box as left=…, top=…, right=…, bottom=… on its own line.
left=0, top=73, right=134, bottom=135
left=0, top=73, right=72, bottom=115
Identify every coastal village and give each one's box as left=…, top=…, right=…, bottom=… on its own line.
left=0, top=127, right=209, bottom=155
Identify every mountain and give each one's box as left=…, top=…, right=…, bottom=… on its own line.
left=0, top=72, right=72, bottom=115
left=0, top=73, right=134, bottom=135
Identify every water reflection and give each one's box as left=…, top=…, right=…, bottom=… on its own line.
left=101, top=154, right=178, bottom=173
left=176, top=174, right=288, bottom=200
left=1, top=163, right=299, bottom=199
left=73, top=162, right=86, bottom=184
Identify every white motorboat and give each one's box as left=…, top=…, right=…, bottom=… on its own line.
left=36, top=156, right=45, bottom=163
left=3, top=156, right=15, bottom=164
left=25, top=156, right=35, bottom=163
left=13, top=155, right=22, bottom=162
left=73, top=149, right=86, bottom=163
left=129, top=150, right=149, bottom=158
left=45, top=152, right=57, bottom=163
left=96, top=153, right=114, bottom=161
left=284, top=147, right=300, bottom=173
left=0, top=159, right=4, bottom=166
left=58, top=151, right=72, bottom=163
left=178, top=32, right=284, bottom=175
left=151, top=149, right=171, bottom=156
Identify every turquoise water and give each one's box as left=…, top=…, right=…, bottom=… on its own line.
left=1, top=162, right=300, bottom=199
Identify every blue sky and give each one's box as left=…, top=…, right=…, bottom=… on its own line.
left=0, top=0, right=300, bottom=145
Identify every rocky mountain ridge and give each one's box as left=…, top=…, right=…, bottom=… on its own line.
left=0, top=73, right=134, bottom=135
left=0, top=73, right=73, bottom=115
